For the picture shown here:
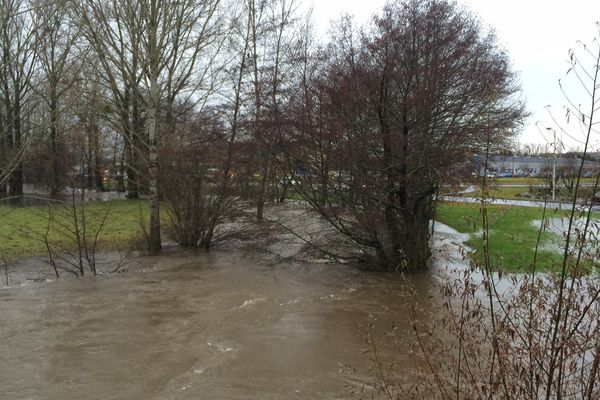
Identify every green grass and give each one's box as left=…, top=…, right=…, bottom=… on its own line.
left=436, top=202, right=573, bottom=272
left=460, top=182, right=597, bottom=202
left=0, top=200, right=150, bottom=260
left=462, top=186, right=528, bottom=200
left=0, top=196, right=593, bottom=273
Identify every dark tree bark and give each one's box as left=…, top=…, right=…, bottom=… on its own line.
left=0, top=0, right=37, bottom=204
left=77, top=0, right=223, bottom=252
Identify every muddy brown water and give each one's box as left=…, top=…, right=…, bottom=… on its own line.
left=0, top=249, right=451, bottom=399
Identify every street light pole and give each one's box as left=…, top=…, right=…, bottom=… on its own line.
left=512, top=154, right=515, bottom=175
left=553, top=154, right=556, bottom=201
left=548, top=128, right=557, bottom=201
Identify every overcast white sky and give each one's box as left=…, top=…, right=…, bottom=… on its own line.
left=307, top=0, right=600, bottom=151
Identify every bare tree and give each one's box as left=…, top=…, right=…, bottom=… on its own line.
left=74, top=67, right=108, bottom=192
left=290, top=0, right=525, bottom=271
left=0, top=0, right=39, bottom=202
left=31, top=0, right=81, bottom=197
left=390, top=25, right=600, bottom=400
left=75, top=0, right=152, bottom=200
left=42, top=194, right=113, bottom=277
left=159, top=107, right=249, bottom=249
left=77, top=0, right=224, bottom=251
left=239, top=0, right=299, bottom=221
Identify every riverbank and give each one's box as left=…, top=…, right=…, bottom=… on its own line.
left=1, top=198, right=472, bottom=288
left=0, top=200, right=580, bottom=280
left=0, top=199, right=148, bottom=260
left=0, top=198, right=590, bottom=274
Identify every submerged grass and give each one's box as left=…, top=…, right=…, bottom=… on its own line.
left=436, top=201, right=581, bottom=272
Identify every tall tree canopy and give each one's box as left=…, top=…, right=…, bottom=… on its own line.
left=0, top=0, right=525, bottom=263
left=290, top=0, right=526, bottom=271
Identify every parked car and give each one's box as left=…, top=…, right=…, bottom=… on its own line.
left=497, top=171, right=513, bottom=178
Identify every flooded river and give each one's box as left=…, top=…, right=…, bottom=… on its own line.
left=0, top=249, right=452, bottom=400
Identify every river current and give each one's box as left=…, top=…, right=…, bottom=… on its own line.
left=0, top=226, right=463, bottom=399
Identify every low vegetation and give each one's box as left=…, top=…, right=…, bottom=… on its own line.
left=462, top=184, right=598, bottom=202
left=0, top=200, right=149, bottom=260
left=436, top=202, right=592, bottom=272
left=0, top=198, right=586, bottom=274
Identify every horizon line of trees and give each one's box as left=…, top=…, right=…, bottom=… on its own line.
left=0, top=0, right=525, bottom=271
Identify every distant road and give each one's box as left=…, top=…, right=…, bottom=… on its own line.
left=497, top=184, right=596, bottom=188
left=439, top=196, right=596, bottom=210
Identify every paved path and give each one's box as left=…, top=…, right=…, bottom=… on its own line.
left=440, top=195, right=596, bottom=210
left=496, top=183, right=596, bottom=188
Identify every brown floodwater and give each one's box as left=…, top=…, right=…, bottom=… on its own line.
left=0, top=246, right=453, bottom=399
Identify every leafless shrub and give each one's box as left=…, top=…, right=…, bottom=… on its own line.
left=0, top=246, right=10, bottom=286
left=401, top=272, right=600, bottom=399
left=159, top=116, right=248, bottom=249
left=41, top=188, right=113, bottom=277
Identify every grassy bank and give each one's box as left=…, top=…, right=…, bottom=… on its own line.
left=0, top=197, right=587, bottom=273
left=0, top=200, right=149, bottom=260
left=436, top=202, right=585, bottom=272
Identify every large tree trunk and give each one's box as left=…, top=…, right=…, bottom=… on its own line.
left=377, top=74, right=433, bottom=271
left=9, top=97, right=23, bottom=203
left=256, top=163, right=268, bottom=222
left=378, top=196, right=433, bottom=271
left=49, top=85, right=61, bottom=198
left=146, top=0, right=161, bottom=252
left=93, top=124, right=104, bottom=192
left=124, top=140, right=138, bottom=198
left=148, top=147, right=161, bottom=252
